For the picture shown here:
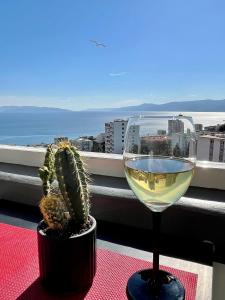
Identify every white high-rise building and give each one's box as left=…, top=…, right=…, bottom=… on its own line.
left=105, top=119, right=139, bottom=154
left=168, top=119, right=184, bottom=135
left=197, top=135, right=225, bottom=162
left=194, top=124, right=203, bottom=132
left=105, top=119, right=127, bottom=153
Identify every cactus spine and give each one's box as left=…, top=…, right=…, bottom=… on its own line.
left=55, top=145, right=89, bottom=225
left=39, top=144, right=56, bottom=196
left=40, top=195, right=68, bottom=230
left=39, top=142, right=90, bottom=231
left=71, top=147, right=90, bottom=218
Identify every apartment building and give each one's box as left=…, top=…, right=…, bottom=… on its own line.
left=157, top=129, right=166, bottom=135
left=168, top=119, right=184, bottom=135
left=105, top=119, right=139, bottom=154
left=105, top=119, right=127, bottom=154
left=197, top=135, right=225, bottom=162
left=95, top=133, right=105, bottom=144
left=71, top=137, right=93, bottom=152
left=204, top=125, right=220, bottom=132
left=194, top=124, right=203, bottom=132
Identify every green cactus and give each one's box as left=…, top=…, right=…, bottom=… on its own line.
left=39, top=144, right=56, bottom=196
left=39, top=142, right=90, bottom=230
left=70, top=147, right=90, bottom=217
left=40, top=195, right=69, bottom=230
left=55, top=144, right=89, bottom=225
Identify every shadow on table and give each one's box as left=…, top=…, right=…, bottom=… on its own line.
left=17, top=278, right=90, bottom=300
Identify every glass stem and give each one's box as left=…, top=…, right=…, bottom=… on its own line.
left=152, top=211, right=162, bottom=281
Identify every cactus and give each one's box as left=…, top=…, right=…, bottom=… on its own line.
left=55, top=144, right=89, bottom=225
left=40, top=195, right=69, bottom=230
left=70, top=147, right=90, bottom=218
left=39, top=144, right=56, bottom=196
left=39, top=142, right=90, bottom=231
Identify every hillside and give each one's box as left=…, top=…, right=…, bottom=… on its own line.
left=113, top=99, right=225, bottom=112
left=0, top=106, right=72, bottom=113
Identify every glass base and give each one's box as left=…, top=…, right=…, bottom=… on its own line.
left=126, top=269, right=185, bottom=300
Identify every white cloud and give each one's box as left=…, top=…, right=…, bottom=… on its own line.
left=109, top=72, right=127, bottom=77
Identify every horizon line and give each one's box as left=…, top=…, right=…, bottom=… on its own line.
left=0, top=98, right=224, bottom=111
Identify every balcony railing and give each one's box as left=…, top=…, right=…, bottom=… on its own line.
left=0, top=144, right=224, bottom=190
left=1, top=144, right=225, bottom=266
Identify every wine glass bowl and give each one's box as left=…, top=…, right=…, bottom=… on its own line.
left=123, top=115, right=196, bottom=299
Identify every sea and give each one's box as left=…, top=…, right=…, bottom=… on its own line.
left=0, top=111, right=224, bottom=146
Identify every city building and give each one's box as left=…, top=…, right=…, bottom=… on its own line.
left=71, top=137, right=93, bottom=152
left=141, top=135, right=171, bottom=156
left=105, top=119, right=139, bottom=154
left=197, top=135, right=225, bottom=162
left=105, top=119, right=127, bottom=154
left=92, top=133, right=105, bottom=152
left=168, top=119, right=184, bottom=135
left=204, top=125, right=220, bottom=132
left=95, top=133, right=105, bottom=144
left=170, top=132, right=197, bottom=158
left=157, top=129, right=167, bottom=135
left=194, top=124, right=203, bottom=132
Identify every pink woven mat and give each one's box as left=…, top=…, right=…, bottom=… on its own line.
left=0, top=223, right=197, bottom=299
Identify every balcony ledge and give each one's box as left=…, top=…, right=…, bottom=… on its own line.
left=0, top=145, right=225, bottom=264
left=0, top=159, right=224, bottom=264
left=0, top=145, right=224, bottom=189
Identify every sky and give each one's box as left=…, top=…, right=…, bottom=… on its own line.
left=0, top=0, right=225, bottom=110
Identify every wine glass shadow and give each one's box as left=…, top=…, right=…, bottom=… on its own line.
left=16, top=277, right=89, bottom=300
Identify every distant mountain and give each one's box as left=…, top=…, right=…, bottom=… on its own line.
left=2, top=99, right=225, bottom=113
left=0, top=106, right=72, bottom=113
left=112, top=99, right=225, bottom=112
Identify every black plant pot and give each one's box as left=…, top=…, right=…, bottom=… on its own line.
left=37, top=216, right=96, bottom=292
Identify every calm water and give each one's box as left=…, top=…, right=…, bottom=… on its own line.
left=0, top=111, right=224, bottom=145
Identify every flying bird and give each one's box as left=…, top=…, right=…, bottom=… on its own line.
left=90, top=39, right=107, bottom=48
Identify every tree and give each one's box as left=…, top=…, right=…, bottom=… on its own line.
left=219, top=123, right=225, bottom=132
left=173, top=143, right=182, bottom=157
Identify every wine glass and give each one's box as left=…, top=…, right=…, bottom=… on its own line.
left=123, top=115, right=196, bottom=300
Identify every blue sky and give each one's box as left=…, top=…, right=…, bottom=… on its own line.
left=0, top=0, right=224, bottom=110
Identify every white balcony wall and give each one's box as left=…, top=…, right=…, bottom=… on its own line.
left=213, top=139, right=221, bottom=162
left=197, top=137, right=210, bottom=161
left=0, top=145, right=224, bottom=190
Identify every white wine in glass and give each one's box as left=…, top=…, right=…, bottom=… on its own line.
left=123, top=115, right=196, bottom=300
left=125, top=156, right=194, bottom=212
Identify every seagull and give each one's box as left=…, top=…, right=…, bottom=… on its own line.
left=90, top=39, right=107, bottom=48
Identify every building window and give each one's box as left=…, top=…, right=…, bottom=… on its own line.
left=219, top=140, right=224, bottom=162
left=209, top=139, right=214, bottom=161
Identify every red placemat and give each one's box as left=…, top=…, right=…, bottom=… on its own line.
left=0, top=223, right=197, bottom=299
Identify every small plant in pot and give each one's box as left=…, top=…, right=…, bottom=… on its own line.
left=37, top=142, right=96, bottom=292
